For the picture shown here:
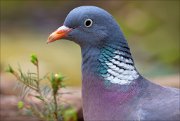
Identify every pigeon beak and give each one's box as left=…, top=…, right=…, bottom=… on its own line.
left=47, top=25, right=72, bottom=44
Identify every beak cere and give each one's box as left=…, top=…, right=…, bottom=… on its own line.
left=47, top=25, right=72, bottom=43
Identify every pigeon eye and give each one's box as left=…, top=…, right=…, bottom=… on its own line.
left=84, top=19, right=93, bottom=27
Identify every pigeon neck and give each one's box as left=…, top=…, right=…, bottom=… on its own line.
left=97, top=38, right=139, bottom=86
left=81, top=38, right=139, bottom=87
left=81, top=45, right=101, bottom=74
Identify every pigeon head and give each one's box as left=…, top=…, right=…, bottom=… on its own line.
left=48, top=6, right=137, bottom=86
left=47, top=6, right=125, bottom=47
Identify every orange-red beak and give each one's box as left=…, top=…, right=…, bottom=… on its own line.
left=47, top=25, right=72, bottom=44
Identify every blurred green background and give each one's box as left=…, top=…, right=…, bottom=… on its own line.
left=1, top=1, right=179, bottom=86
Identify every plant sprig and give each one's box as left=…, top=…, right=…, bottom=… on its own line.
left=6, top=54, right=77, bottom=121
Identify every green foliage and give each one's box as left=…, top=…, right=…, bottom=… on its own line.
left=50, top=73, right=65, bottom=95
left=63, top=107, right=77, bottom=121
left=6, top=65, right=14, bottom=74
left=7, top=54, right=77, bottom=121
left=31, top=54, right=38, bottom=66
left=17, top=101, right=24, bottom=109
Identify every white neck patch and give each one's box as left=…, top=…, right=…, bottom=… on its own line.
left=98, top=50, right=139, bottom=85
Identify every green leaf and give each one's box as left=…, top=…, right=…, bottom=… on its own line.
left=54, top=73, right=64, bottom=81
left=31, top=54, right=38, bottom=65
left=35, top=95, right=44, bottom=101
left=6, top=65, right=14, bottom=73
left=17, top=101, right=24, bottom=109
left=50, top=73, right=65, bottom=95
left=63, top=107, right=77, bottom=121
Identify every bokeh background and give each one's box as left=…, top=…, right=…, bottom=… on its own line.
left=1, top=0, right=180, bottom=87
